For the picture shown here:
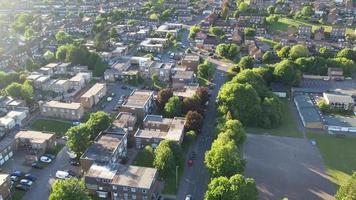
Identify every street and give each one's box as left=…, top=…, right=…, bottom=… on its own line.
left=176, top=60, right=229, bottom=200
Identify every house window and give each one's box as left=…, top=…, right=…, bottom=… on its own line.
left=123, top=187, right=128, bottom=191
left=112, top=185, right=117, bottom=190
left=131, top=187, right=136, bottom=193
left=142, top=189, right=147, bottom=194
left=132, top=195, right=136, bottom=199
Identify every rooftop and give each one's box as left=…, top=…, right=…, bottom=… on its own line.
left=0, top=174, right=9, bottom=185
left=123, top=90, right=153, bottom=108
left=172, top=70, right=194, bottom=80
left=86, top=163, right=118, bottom=180
left=15, top=130, right=55, bottom=144
left=111, top=165, right=157, bottom=189
left=113, top=112, right=137, bottom=129
left=81, top=83, right=106, bottom=98
left=323, top=93, right=354, bottom=104
left=42, top=101, right=82, bottom=110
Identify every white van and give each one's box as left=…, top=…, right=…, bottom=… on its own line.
left=55, top=170, right=70, bottom=179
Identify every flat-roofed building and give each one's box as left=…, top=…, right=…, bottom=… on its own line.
left=0, top=174, right=10, bottom=200
left=135, top=115, right=186, bottom=149
left=323, top=93, right=354, bottom=110
left=15, top=130, right=56, bottom=154
left=113, top=112, right=137, bottom=133
left=181, top=54, right=200, bottom=71
left=79, top=83, right=107, bottom=108
left=81, top=132, right=128, bottom=172
left=172, top=70, right=195, bottom=88
left=327, top=67, right=344, bottom=80
left=294, top=94, right=323, bottom=129
left=119, top=90, right=154, bottom=122
left=40, top=101, right=84, bottom=120
left=69, top=72, right=92, bottom=90
left=138, top=38, right=168, bottom=53
left=85, top=164, right=118, bottom=198
left=173, top=85, right=199, bottom=99
left=111, top=166, right=159, bottom=200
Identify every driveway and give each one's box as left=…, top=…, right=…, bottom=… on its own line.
left=22, top=146, right=75, bottom=200
left=244, top=134, right=335, bottom=200
left=100, top=83, right=134, bottom=113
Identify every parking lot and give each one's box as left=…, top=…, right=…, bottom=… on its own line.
left=244, top=134, right=335, bottom=200
left=99, top=82, right=134, bottom=113
left=300, top=79, right=356, bottom=94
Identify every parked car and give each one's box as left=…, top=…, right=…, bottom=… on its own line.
left=55, top=171, right=70, bottom=179
left=31, top=162, right=43, bottom=169
left=70, top=159, right=80, bottom=166
left=65, top=169, right=77, bottom=177
left=43, top=154, right=56, bottom=160
left=121, top=85, right=128, bottom=89
left=10, top=175, right=19, bottom=182
left=185, top=194, right=192, bottom=200
left=16, top=184, right=30, bottom=191
left=24, top=174, right=37, bottom=182
left=20, top=179, right=33, bottom=187
left=11, top=171, right=24, bottom=177
left=39, top=156, right=52, bottom=163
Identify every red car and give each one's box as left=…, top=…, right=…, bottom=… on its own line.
left=187, top=159, right=193, bottom=166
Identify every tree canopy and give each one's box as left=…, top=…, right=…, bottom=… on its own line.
left=164, top=96, right=183, bottom=118
left=49, top=178, right=91, bottom=200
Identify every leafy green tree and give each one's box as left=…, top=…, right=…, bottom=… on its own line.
left=127, top=19, right=137, bottom=25
left=259, top=96, right=283, bottom=128
left=232, top=69, right=268, bottom=97
left=198, top=60, right=216, bottom=80
left=244, top=28, right=256, bottom=37
left=43, top=50, right=55, bottom=62
left=185, top=130, right=197, bottom=142
left=277, top=46, right=290, bottom=59
left=300, top=6, right=314, bottom=17
left=183, top=97, right=202, bottom=114
left=189, top=25, right=201, bottom=39
left=196, top=87, right=210, bottom=105
left=327, top=57, right=356, bottom=76
left=262, top=51, right=276, bottom=64
left=273, top=60, right=301, bottom=86
left=205, top=174, right=258, bottom=200
left=66, top=124, right=90, bottom=157
left=25, top=58, right=39, bottom=71
left=289, top=44, right=309, bottom=60
left=5, top=81, right=33, bottom=103
left=94, top=32, right=108, bottom=51
left=55, top=31, right=74, bottom=44
left=318, top=47, right=333, bottom=58
left=156, top=88, right=173, bottom=111
left=49, top=178, right=91, bottom=200
left=209, top=27, right=225, bottom=38
left=238, top=2, right=250, bottom=12
left=316, top=99, right=330, bottom=114
left=238, top=56, right=254, bottom=70
left=141, top=146, right=155, bottom=167
left=109, top=27, right=118, bottom=40
left=295, top=56, right=328, bottom=75
left=149, top=13, right=160, bottom=20
left=335, top=172, right=356, bottom=200
left=152, top=74, right=158, bottom=84
left=220, top=119, right=246, bottom=145
left=56, top=45, right=70, bottom=61
left=205, top=139, right=244, bottom=177
left=164, top=96, right=183, bottom=118
left=185, top=110, right=204, bottom=132
left=336, top=48, right=356, bottom=61
left=217, top=82, right=261, bottom=126
left=153, top=140, right=182, bottom=177
left=267, top=5, right=275, bottom=14
left=215, top=43, right=239, bottom=60
left=24, top=27, right=35, bottom=41
left=86, top=111, right=112, bottom=140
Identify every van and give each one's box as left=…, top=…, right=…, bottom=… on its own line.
left=55, top=171, right=70, bottom=179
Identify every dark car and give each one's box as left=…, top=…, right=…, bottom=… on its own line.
left=121, top=85, right=128, bottom=89
left=24, top=174, right=37, bottom=182
left=31, top=162, right=43, bottom=169
left=11, top=171, right=24, bottom=177
left=16, top=184, right=30, bottom=191
left=65, top=170, right=77, bottom=177
left=70, top=159, right=80, bottom=166
left=190, top=151, right=196, bottom=160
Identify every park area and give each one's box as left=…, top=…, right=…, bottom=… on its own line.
left=270, top=17, right=355, bottom=36
left=31, top=118, right=73, bottom=137
left=307, top=132, right=356, bottom=187
left=246, top=99, right=303, bottom=138
left=244, top=134, right=335, bottom=200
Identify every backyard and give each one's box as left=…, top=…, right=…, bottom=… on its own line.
left=270, top=17, right=355, bottom=36
left=307, top=132, right=356, bottom=187
left=31, top=118, right=73, bottom=137
left=246, top=99, right=302, bottom=137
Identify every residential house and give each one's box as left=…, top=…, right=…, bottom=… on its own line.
left=328, top=67, right=344, bottom=80
left=139, top=38, right=169, bottom=53
left=327, top=8, right=338, bottom=24
left=181, top=54, right=200, bottom=71
left=119, top=90, right=154, bottom=122
left=323, top=93, right=354, bottom=110
left=15, top=130, right=56, bottom=155
left=112, top=112, right=137, bottom=134
left=172, top=70, right=195, bottom=88
left=79, top=83, right=107, bottom=108
left=40, top=101, right=84, bottom=120
left=69, top=72, right=92, bottom=90
left=155, top=23, right=182, bottom=37
left=140, top=61, right=173, bottom=82
left=0, top=174, right=10, bottom=200
left=81, top=131, right=128, bottom=172
left=134, top=115, right=186, bottom=149
left=298, top=25, right=312, bottom=39
left=314, top=27, right=325, bottom=41
left=330, top=27, right=346, bottom=39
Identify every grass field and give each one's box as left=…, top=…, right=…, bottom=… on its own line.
left=132, top=151, right=154, bottom=168
left=31, top=119, right=73, bottom=137
left=271, top=17, right=355, bottom=36
left=246, top=99, right=302, bottom=138
left=256, top=36, right=278, bottom=46
left=307, top=132, right=356, bottom=187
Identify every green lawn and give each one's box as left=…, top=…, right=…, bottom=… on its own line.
left=31, top=119, right=73, bottom=137
left=162, top=166, right=183, bottom=195
left=307, top=132, right=356, bottom=187
left=12, top=189, right=26, bottom=200
left=132, top=151, right=154, bottom=168
left=256, top=37, right=278, bottom=46
left=271, top=17, right=355, bottom=36
left=246, top=99, right=302, bottom=137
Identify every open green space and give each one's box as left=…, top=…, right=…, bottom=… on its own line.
left=246, top=99, right=302, bottom=137
left=12, top=189, right=26, bottom=200
left=31, top=119, right=73, bottom=137
left=256, top=37, right=278, bottom=46
left=132, top=151, right=154, bottom=168
left=271, top=17, right=355, bottom=36
left=307, top=132, right=356, bottom=187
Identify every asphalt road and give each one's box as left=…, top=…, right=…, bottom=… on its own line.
left=176, top=61, right=228, bottom=200
left=21, top=146, right=74, bottom=200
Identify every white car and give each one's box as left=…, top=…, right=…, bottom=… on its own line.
left=185, top=194, right=192, bottom=200
left=107, top=97, right=113, bottom=102
left=20, top=179, right=33, bottom=186
left=39, top=156, right=52, bottom=163
left=55, top=171, right=70, bottom=179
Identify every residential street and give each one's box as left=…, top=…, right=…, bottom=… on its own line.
left=176, top=60, right=229, bottom=200
left=21, top=146, right=74, bottom=200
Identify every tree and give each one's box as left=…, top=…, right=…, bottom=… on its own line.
left=185, top=111, right=204, bottom=132
left=238, top=2, right=250, bottom=12
left=185, top=130, right=197, bottom=142
left=43, top=50, right=55, bottom=62
left=244, top=28, right=256, bottom=37
left=295, top=56, right=328, bottom=75
left=56, top=45, right=70, bottom=61
left=94, top=32, right=108, bottom=51
left=198, top=60, right=215, bottom=80
left=209, top=27, right=225, bottom=38
left=156, top=89, right=173, bottom=111
left=24, top=27, right=35, bottom=41
left=267, top=5, right=275, bottom=14
left=220, top=119, right=246, bottom=145
left=317, top=99, right=330, bottom=114
left=300, top=6, right=314, bottom=18
left=196, top=87, right=210, bottom=105
left=49, top=178, right=91, bottom=200
left=25, top=58, right=39, bottom=71
left=66, top=124, right=91, bottom=157
left=232, top=69, right=268, bottom=97
left=277, top=46, right=290, bottom=59
left=273, top=60, right=301, bottom=86
left=335, top=172, right=356, bottom=200
left=152, top=74, right=158, bottom=84
left=141, top=146, right=155, bottom=167
left=149, top=13, right=160, bottom=20
left=86, top=111, right=112, bottom=140
left=319, top=47, right=333, bottom=58
left=238, top=56, right=254, bottom=70
left=55, top=31, right=73, bottom=44
left=183, top=97, right=202, bottom=114
left=215, top=43, right=239, bottom=60
left=336, top=48, right=356, bottom=61
left=5, top=81, right=33, bottom=103
left=289, top=44, right=309, bottom=60
left=327, top=57, right=356, bottom=76
left=164, top=96, right=183, bottom=118
left=189, top=25, right=201, bottom=39
left=259, top=96, right=283, bottom=128
left=217, top=82, right=261, bottom=126
left=205, top=140, right=244, bottom=178
left=262, top=51, right=276, bottom=64
left=109, top=27, right=118, bottom=39
left=153, top=140, right=182, bottom=177
left=205, top=174, right=258, bottom=200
